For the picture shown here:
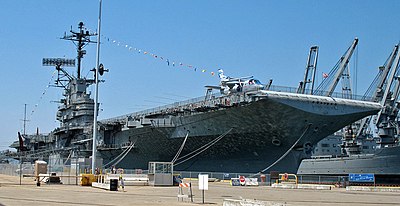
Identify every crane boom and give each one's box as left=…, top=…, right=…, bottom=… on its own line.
left=375, top=46, right=400, bottom=124
left=298, top=46, right=319, bottom=94
left=326, top=38, right=358, bottom=96
left=372, top=45, right=399, bottom=102
left=356, top=44, right=399, bottom=137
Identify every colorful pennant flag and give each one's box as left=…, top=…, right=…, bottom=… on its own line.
left=102, top=34, right=221, bottom=77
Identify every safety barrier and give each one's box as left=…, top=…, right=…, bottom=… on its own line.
left=230, top=176, right=259, bottom=186
left=177, top=182, right=193, bottom=202
left=91, top=174, right=149, bottom=191
left=107, top=174, right=149, bottom=186
left=278, top=173, right=297, bottom=184
left=92, top=174, right=110, bottom=190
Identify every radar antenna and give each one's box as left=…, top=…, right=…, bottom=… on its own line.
left=61, top=22, right=97, bottom=79
left=42, top=58, right=75, bottom=89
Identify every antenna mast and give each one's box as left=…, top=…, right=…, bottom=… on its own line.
left=23, top=104, right=28, bottom=135
left=61, top=22, right=96, bottom=79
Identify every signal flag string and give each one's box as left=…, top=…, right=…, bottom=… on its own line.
left=100, top=34, right=218, bottom=77
left=29, top=70, right=58, bottom=119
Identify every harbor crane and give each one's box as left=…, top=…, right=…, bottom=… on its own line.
left=298, top=46, right=319, bottom=95
left=356, top=44, right=400, bottom=142
left=314, top=38, right=358, bottom=97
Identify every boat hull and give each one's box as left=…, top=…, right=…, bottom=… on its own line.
left=297, top=146, right=400, bottom=176
left=99, top=92, right=381, bottom=173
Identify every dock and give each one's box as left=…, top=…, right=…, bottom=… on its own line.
left=1, top=174, right=400, bottom=206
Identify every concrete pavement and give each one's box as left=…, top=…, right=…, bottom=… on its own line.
left=1, top=174, right=400, bottom=206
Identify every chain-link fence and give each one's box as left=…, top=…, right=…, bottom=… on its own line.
left=173, top=171, right=352, bottom=187
left=0, top=155, right=93, bottom=185
left=0, top=163, right=80, bottom=185
left=1, top=160, right=350, bottom=186
left=175, top=171, right=272, bottom=185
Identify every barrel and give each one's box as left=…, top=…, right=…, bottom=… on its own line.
left=110, top=179, right=118, bottom=191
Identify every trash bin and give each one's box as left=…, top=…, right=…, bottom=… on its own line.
left=110, top=179, right=118, bottom=191
left=270, top=171, right=279, bottom=185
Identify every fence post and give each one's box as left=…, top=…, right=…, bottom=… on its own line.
left=75, top=152, right=78, bottom=185
left=68, top=163, right=70, bottom=185
left=49, top=154, right=51, bottom=175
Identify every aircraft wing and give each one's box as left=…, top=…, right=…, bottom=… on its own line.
left=225, top=81, right=240, bottom=85
left=229, top=76, right=253, bottom=81
left=205, top=85, right=222, bottom=90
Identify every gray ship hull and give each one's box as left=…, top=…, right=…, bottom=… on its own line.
left=297, top=146, right=400, bottom=176
left=99, top=91, right=381, bottom=173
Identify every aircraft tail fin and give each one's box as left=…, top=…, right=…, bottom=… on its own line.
left=218, top=69, right=228, bottom=81
left=18, top=132, right=25, bottom=151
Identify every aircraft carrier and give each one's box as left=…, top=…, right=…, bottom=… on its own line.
left=8, top=23, right=382, bottom=174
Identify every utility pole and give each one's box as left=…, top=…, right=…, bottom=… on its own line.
left=20, top=103, right=28, bottom=185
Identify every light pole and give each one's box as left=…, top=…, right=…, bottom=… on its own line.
left=92, top=0, right=102, bottom=174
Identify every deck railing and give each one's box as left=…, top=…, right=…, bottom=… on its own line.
left=101, top=85, right=373, bottom=124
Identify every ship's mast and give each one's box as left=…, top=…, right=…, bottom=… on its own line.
left=61, top=22, right=97, bottom=79
left=43, top=22, right=102, bottom=162
left=23, top=104, right=27, bottom=135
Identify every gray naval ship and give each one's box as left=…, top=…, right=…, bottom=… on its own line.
left=298, top=44, right=400, bottom=182
left=9, top=23, right=381, bottom=174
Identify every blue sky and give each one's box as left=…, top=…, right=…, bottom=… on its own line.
left=1, top=0, right=399, bottom=149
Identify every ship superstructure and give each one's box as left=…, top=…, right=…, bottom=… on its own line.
left=10, top=22, right=99, bottom=159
